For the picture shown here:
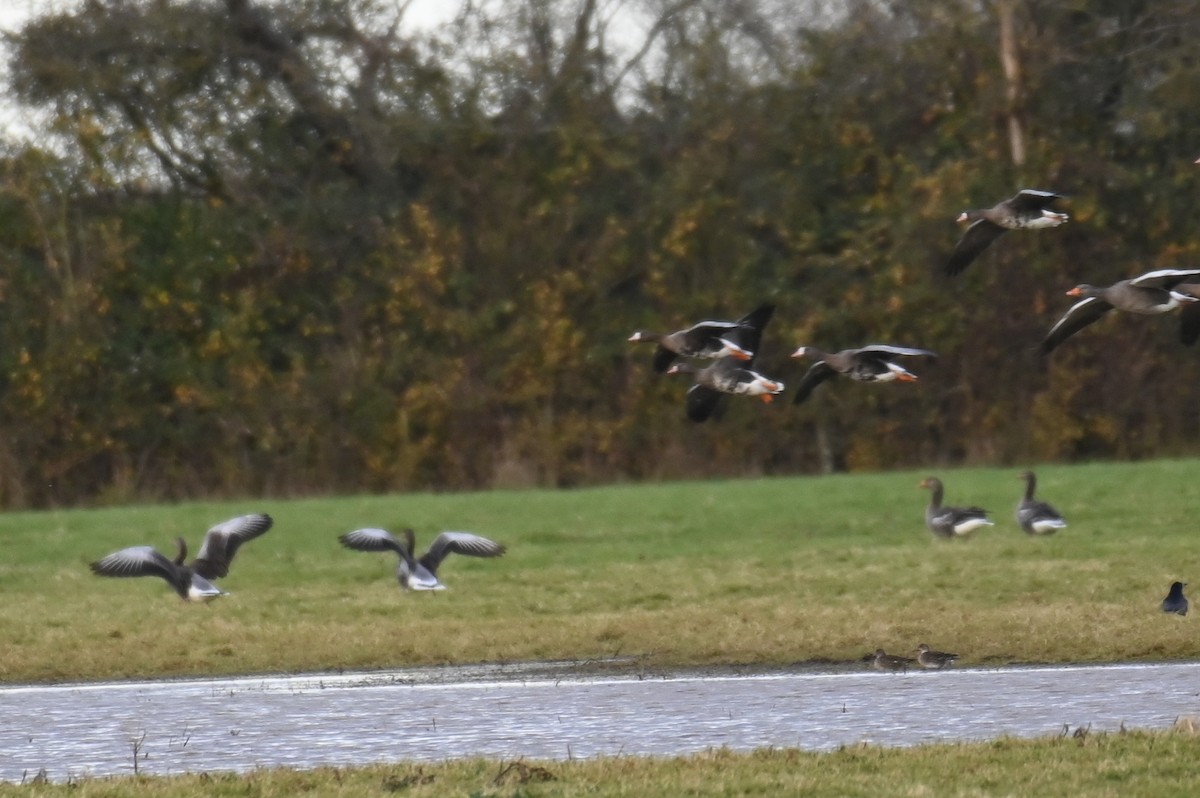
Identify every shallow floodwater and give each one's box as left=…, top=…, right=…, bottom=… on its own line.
left=4, top=661, right=1200, bottom=783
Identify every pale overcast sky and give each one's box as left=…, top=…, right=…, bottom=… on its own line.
left=0, top=0, right=464, bottom=142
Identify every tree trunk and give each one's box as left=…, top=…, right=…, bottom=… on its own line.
left=998, top=0, right=1026, bottom=167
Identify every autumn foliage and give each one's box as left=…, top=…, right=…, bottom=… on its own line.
left=1, top=0, right=1199, bottom=506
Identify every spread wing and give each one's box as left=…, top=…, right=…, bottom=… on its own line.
left=852, top=345, right=937, bottom=361
left=1040, top=297, right=1113, bottom=354
left=1009, top=189, right=1063, bottom=212
left=651, top=345, right=679, bottom=374
left=1180, top=299, right=1200, bottom=346
left=1128, top=268, right=1200, bottom=289
left=339, top=527, right=407, bottom=557
left=419, top=531, right=507, bottom=574
left=945, top=219, right=1007, bottom=276
left=191, top=513, right=274, bottom=579
left=792, top=362, right=837, bottom=405
left=685, top=383, right=724, bottom=422
left=90, top=546, right=177, bottom=583
left=724, top=303, right=775, bottom=365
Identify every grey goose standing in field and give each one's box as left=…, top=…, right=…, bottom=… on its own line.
left=1039, top=268, right=1200, bottom=354
left=1015, top=471, right=1067, bottom=535
left=89, top=513, right=274, bottom=601
left=629, top=303, right=775, bottom=373
left=1162, top=581, right=1188, bottom=616
left=663, top=303, right=779, bottom=422
left=872, top=649, right=916, bottom=672
left=789, top=345, right=937, bottom=405
left=338, top=527, right=506, bottom=590
left=915, top=643, right=959, bottom=669
left=919, top=477, right=993, bottom=539
left=945, top=190, right=1069, bottom=276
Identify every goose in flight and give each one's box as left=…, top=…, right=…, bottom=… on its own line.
left=89, top=513, right=274, bottom=601
left=1040, top=269, right=1200, bottom=354
left=338, top=527, right=506, bottom=590
left=790, top=344, right=936, bottom=405
left=945, top=189, right=1068, bottom=276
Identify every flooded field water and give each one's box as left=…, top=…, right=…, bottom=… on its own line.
left=4, top=660, right=1200, bottom=783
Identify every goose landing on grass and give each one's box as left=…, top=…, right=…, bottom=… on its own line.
left=90, top=542, right=226, bottom=602
left=339, top=527, right=506, bottom=591
left=89, top=513, right=273, bottom=602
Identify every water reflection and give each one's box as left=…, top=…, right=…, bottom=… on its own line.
left=3, top=661, right=1198, bottom=783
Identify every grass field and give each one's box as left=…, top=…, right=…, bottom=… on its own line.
left=6, top=729, right=1200, bottom=796
left=2, top=458, right=1198, bottom=683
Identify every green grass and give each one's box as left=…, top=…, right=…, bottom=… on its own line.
left=2, top=459, right=1199, bottom=683
left=7, top=729, right=1200, bottom=796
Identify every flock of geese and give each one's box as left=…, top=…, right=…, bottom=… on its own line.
left=89, top=515, right=507, bottom=599
left=631, top=188, right=1200, bottom=422
left=629, top=182, right=1198, bottom=668
left=87, top=183, right=1195, bottom=674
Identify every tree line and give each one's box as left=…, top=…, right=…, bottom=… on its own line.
left=0, top=0, right=1198, bottom=507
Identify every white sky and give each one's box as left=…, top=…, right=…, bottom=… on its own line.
left=0, top=0, right=466, bottom=142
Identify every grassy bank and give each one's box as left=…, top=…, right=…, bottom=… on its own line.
left=2, top=459, right=1198, bottom=683
left=6, top=729, right=1200, bottom=796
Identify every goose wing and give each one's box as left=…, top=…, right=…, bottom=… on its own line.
left=945, top=219, right=1006, bottom=276
left=191, top=513, right=274, bottom=579
left=1008, top=189, right=1063, bottom=212
left=791, top=361, right=837, bottom=405
left=685, top=383, right=724, bottom=423
left=1040, top=297, right=1113, bottom=354
left=652, top=345, right=680, bottom=374
left=852, top=345, right=938, bottom=361
left=90, top=546, right=178, bottom=583
left=1129, top=268, right=1200, bottom=289
left=418, top=531, right=507, bottom=574
left=722, top=303, right=775, bottom=365
left=1181, top=301, right=1200, bottom=346
left=339, top=527, right=407, bottom=556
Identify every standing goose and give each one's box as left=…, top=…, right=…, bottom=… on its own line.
left=1040, top=268, right=1200, bottom=354
left=89, top=513, right=273, bottom=601
left=945, top=190, right=1069, bottom=276
left=1015, top=471, right=1067, bottom=535
left=915, top=643, right=959, bottom=670
left=1162, top=581, right=1188, bottom=616
left=629, top=304, right=775, bottom=373
left=338, top=527, right=506, bottom=591
left=790, top=345, right=937, bottom=405
left=919, top=477, right=993, bottom=539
